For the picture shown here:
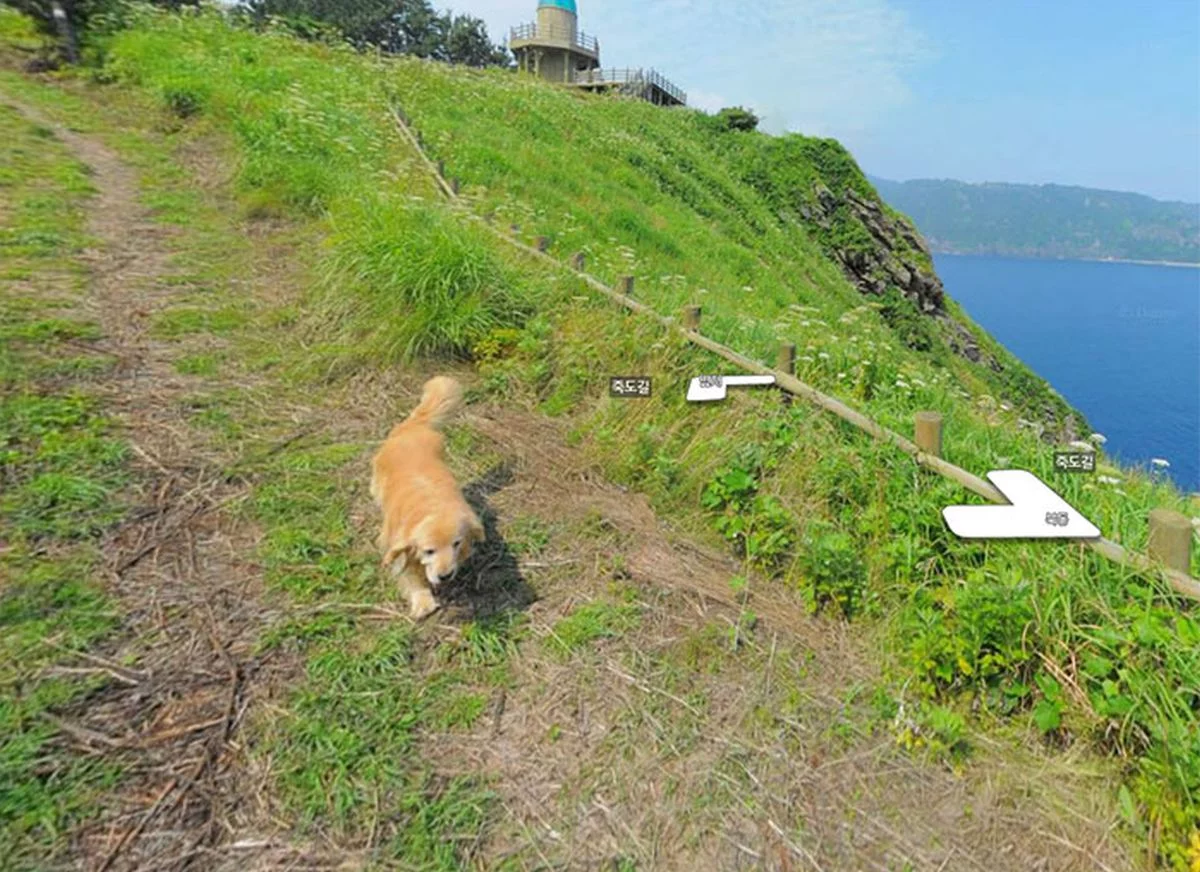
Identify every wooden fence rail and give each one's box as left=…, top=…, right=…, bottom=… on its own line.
left=389, top=109, right=1200, bottom=602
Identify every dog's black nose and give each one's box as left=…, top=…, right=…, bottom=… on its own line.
left=438, top=572, right=455, bottom=582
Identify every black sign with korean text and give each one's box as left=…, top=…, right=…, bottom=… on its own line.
left=1054, top=451, right=1096, bottom=473
left=609, top=377, right=652, bottom=398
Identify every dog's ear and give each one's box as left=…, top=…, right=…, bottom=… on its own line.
left=468, top=511, right=486, bottom=544
left=382, top=541, right=412, bottom=574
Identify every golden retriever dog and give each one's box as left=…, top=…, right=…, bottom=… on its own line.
left=370, top=376, right=485, bottom=619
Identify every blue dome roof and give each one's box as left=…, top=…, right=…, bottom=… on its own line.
left=539, top=0, right=577, bottom=12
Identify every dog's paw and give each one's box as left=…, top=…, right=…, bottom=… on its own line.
left=408, top=589, right=441, bottom=621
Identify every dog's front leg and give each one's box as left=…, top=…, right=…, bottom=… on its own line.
left=396, top=562, right=439, bottom=620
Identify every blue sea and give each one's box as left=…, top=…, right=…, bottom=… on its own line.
left=933, top=254, right=1200, bottom=493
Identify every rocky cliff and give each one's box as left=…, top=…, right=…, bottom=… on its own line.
left=800, top=178, right=996, bottom=372
left=812, top=183, right=944, bottom=312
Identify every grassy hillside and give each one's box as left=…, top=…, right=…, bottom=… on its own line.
left=2, top=3, right=1199, bottom=867
left=871, top=175, right=1200, bottom=264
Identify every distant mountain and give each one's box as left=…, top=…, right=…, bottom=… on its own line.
left=867, top=176, right=1200, bottom=264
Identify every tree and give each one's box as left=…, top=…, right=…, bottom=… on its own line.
left=8, top=0, right=198, bottom=61
left=9, top=0, right=192, bottom=39
left=243, top=0, right=406, bottom=49
left=241, top=0, right=509, bottom=66
left=715, top=106, right=759, bottom=132
left=443, top=13, right=508, bottom=67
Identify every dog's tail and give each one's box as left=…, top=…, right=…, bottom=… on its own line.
left=403, top=376, right=464, bottom=431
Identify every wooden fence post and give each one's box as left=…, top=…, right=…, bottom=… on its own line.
left=570, top=252, right=586, bottom=271
left=914, top=411, right=943, bottom=458
left=682, top=305, right=701, bottom=331
left=776, top=342, right=796, bottom=407
left=620, top=275, right=635, bottom=296
left=1148, top=509, right=1192, bottom=574
left=535, top=236, right=550, bottom=252
left=449, top=177, right=460, bottom=195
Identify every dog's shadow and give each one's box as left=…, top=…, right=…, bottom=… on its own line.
left=439, top=462, right=536, bottom=620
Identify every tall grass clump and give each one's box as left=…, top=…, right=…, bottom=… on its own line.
left=318, top=201, right=535, bottom=362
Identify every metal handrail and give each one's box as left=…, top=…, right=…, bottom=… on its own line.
left=509, top=22, right=599, bottom=54
left=574, top=67, right=686, bottom=104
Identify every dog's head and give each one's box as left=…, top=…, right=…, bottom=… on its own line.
left=405, top=507, right=485, bottom=588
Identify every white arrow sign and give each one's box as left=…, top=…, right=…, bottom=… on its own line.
left=686, top=374, right=776, bottom=402
left=943, top=470, right=1101, bottom=539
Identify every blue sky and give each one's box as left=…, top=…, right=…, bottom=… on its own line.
left=467, top=0, right=1200, bottom=202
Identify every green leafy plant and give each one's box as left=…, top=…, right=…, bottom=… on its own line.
left=797, top=525, right=864, bottom=617
left=1032, top=672, right=1066, bottom=734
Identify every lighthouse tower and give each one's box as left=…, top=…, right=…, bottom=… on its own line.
left=537, top=0, right=577, bottom=41
left=509, top=0, right=601, bottom=84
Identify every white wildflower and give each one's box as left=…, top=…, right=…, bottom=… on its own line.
left=1098, top=475, right=1121, bottom=485
left=1151, top=458, right=1170, bottom=468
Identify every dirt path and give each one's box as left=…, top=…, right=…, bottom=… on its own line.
left=416, top=405, right=1133, bottom=871
left=3, top=97, right=295, bottom=872
left=3, top=90, right=1135, bottom=871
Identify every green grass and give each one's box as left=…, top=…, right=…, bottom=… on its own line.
left=1, top=34, right=511, bottom=860
left=173, top=351, right=224, bottom=376
left=240, top=422, right=510, bottom=860
left=150, top=304, right=249, bottom=337
left=318, top=199, right=539, bottom=363
left=4, top=3, right=1197, bottom=864
left=246, top=437, right=518, bottom=863
left=260, top=623, right=495, bottom=860
left=545, top=601, right=642, bottom=658
left=82, top=9, right=1200, bottom=863
left=0, top=94, right=126, bottom=870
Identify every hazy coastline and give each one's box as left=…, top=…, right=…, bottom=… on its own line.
left=929, top=250, right=1200, bottom=269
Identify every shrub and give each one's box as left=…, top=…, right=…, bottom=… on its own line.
left=798, top=525, right=865, bottom=617
left=714, top=106, right=759, bottom=133
left=160, top=82, right=207, bottom=117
